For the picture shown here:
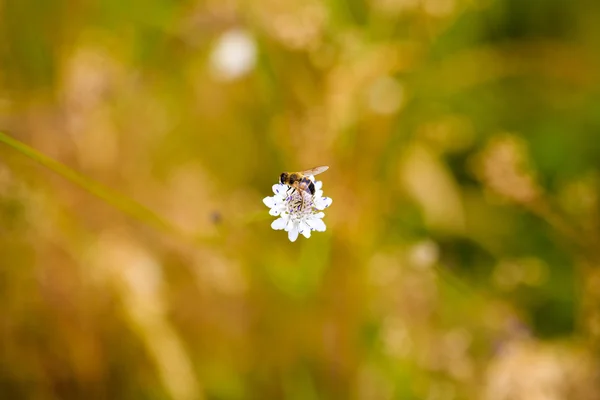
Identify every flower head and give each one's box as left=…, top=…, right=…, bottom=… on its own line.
left=263, top=177, right=332, bottom=242
left=209, top=29, right=257, bottom=81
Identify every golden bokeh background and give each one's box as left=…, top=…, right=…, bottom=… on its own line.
left=2, top=0, right=600, bottom=399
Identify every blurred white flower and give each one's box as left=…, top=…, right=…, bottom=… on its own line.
left=263, top=177, right=332, bottom=242
left=409, top=239, right=440, bottom=269
left=209, top=29, right=257, bottom=81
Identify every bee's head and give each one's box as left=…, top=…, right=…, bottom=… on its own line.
left=279, top=172, right=288, bottom=185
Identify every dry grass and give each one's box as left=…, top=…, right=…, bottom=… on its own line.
left=1, top=0, right=600, bottom=398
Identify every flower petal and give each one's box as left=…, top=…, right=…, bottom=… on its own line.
left=263, top=196, right=276, bottom=208
left=288, top=226, right=299, bottom=242
left=269, top=207, right=281, bottom=216
left=314, top=196, right=332, bottom=210
left=315, top=181, right=322, bottom=190
left=299, top=220, right=311, bottom=238
left=284, top=219, right=295, bottom=232
left=271, top=217, right=287, bottom=230
left=299, top=220, right=310, bottom=234
left=306, top=218, right=326, bottom=232
left=272, top=184, right=287, bottom=196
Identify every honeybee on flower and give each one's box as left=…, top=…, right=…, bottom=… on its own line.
left=263, top=166, right=332, bottom=242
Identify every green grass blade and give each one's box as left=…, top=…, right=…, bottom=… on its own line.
left=0, top=131, right=176, bottom=236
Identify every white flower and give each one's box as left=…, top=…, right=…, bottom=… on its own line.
left=262, top=177, right=333, bottom=242
left=209, top=29, right=257, bottom=81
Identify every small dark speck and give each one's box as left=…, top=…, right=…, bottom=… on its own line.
left=210, top=211, right=222, bottom=224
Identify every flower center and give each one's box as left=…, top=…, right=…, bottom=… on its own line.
left=285, top=191, right=314, bottom=216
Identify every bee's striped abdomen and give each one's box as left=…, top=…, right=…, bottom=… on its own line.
left=299, top=177, right=316, bottom=195
left=307, top=180, right=315, bottom=195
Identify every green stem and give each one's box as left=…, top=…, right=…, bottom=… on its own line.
left=0, top=131, right=176, bottom=236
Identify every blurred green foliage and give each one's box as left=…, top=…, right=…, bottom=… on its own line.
left=2, top=0, right=600, bottom=399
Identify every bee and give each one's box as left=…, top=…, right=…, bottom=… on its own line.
left=279, top=166, right=329, bottom=208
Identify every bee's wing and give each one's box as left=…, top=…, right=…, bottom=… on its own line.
left=300, top=166, right=329, bottom=177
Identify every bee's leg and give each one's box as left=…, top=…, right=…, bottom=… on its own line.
left=299, top=189, right=307, bottom=210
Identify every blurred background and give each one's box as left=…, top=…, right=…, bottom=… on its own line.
left=2, top=0, right=600, bottom=399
